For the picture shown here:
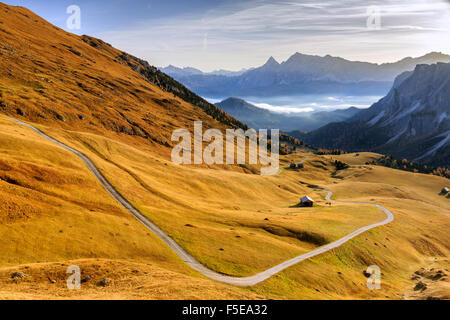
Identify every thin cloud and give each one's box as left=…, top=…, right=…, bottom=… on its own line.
left=97, top=0, right=450, bottom=71
left=252, top=103, right=315, bottom=114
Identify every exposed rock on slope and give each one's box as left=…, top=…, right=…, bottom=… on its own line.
left=295, top=63, right=450, bottom=167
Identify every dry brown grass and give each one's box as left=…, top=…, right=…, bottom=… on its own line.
left=2, top=114, right=449, bottom=299
left=35, top=121, right=388, bottom=277
left=0, top=259, right=263, bottom=300
left=0, top=116, right=261, bottom=300
left=0, top=3, right=233, bottom=160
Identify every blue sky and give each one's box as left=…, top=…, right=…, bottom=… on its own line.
left=5, top=0, right=450, bottom=71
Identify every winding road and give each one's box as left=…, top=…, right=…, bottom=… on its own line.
left=7, top=116, right=395, bottom=287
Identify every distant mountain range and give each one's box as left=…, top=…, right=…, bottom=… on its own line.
left=292, top=63, right=450, bottom=167
left=215, top=97, right=361, bottom=132
left=160, top=65, right=251, bottom=78
left=160, top=52, right=450, bottom=98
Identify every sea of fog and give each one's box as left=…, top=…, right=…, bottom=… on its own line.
left=206, top=95, right=383, bottom=116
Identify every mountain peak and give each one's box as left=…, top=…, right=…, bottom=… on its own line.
left=284, top=52, right=321, bottom=65
left=423, top=51, right=446, bottom=58
left=263, top=56, right=279, bottom=67
left=305, top=62, right=450, bottom=166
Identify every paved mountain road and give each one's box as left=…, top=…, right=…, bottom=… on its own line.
left=7, top=116, right=394, bottom=286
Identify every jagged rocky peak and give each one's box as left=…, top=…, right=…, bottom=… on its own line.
left=300, top=62, right=450, bottom=166
left=263, top=56, right=279, bottom=67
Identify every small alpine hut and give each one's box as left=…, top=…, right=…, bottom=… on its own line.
left=300, top=196, right=314, bottom=207
left=441, top=187, right=449, bottom=195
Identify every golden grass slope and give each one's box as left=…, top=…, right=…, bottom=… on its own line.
left=1, top=114, right=449, bottom=299
left=0, top=115, right=264, bottom=299
left=0, top=3, right=237, bottom=158
left=0, top=259, right=264, bottom=300
left=29, top=118, right=389, bottom=277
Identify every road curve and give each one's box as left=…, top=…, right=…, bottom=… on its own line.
left=7, top=116, right=394, bottom=287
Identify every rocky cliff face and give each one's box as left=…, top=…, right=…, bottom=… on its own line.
left=297, top=63, right=450, bottom=166
left=355, top=63, right=449, bottom=142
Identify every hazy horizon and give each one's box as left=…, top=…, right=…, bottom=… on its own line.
left=204, top=95, right=383, bottom=114
left=4, top=0, right=450, bottom=72
left=163, top=51, right=450, bottom=73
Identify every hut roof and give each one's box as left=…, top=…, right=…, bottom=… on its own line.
left=301, top=196, right=314, bottom=203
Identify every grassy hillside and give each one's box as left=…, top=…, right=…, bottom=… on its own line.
left=0, top=3, right=448, bottom=300
left=0, top=3, right=243, bottom=157
left=0, top=115, right=263, bottom=299
left=1, top=115, right=448, bottom=299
